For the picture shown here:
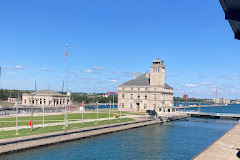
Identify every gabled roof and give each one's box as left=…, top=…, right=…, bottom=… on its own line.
left=120, top=73, right=173, bottom=89
left=30, top=90, right=64, bottom=96
left=121, top=73, right=150, bottom=86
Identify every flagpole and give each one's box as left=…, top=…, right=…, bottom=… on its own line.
left=64, top=44, right=69, bottom=128
left=66, top=43, right=68, bottom=93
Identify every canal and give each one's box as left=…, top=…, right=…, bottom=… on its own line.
left=0, top=118, right=237, bottom=160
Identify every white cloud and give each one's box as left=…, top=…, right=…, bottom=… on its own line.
left=232, top=76, right=240, bottom=80
left=4, top=65, right=24, bottom=70
left=110, top=79, right=119, bottom=82
left=93, top=66, right=105, bottom=70
left=200, top=82, right=211, bottom=85
left=41, top=67, right=55, bottom=72
left=82, top=70, right=93, bottom=73
left=15, top=65, right=24, bottom=69
left=185, top=84, right=198, bottom=87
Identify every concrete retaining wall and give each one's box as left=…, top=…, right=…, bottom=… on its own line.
left=0, top=119, right=161, bottom=154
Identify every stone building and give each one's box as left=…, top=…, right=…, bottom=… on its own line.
left=118, top=58, right=174, bottom=113
left=22, top=90, right=71, bottom=106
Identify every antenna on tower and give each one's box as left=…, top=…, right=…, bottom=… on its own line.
left=35, top=81, right=37, bottom=92
left=48, top=84, right=50, bottom=90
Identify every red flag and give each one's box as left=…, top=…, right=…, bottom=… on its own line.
left=80, top=101, right=83, bottom=106
left=119, top=103, right=121, bottom=106
left=64, top=48, right=68, bottom=60
left=29, top=120, right=32, bottom=126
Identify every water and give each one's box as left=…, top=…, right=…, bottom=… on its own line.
left=1, top=105, right=239, bottom=160
left=182, top=104, right=240, bottom=114
left=0, top=118, right=237, bottom=160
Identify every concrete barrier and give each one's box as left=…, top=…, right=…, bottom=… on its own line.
left=0, top=119, right=161, bottom=154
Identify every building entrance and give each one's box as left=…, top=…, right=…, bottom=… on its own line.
left=136, top=103, right=140, bottom=111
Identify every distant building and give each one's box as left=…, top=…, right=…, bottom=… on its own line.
left=225, top=99, right=231, bottom=104
left=107, top=92, right=118, bottom=96
left=7, top=98, right=18, bottom=103
left=183, top=94, right=188, bottom=100
left=22, top=90, right=71, bottom=106
left=102, top=94, right=108, bottom=98
left=219, top=98, right=226, bottom=104
left=118, top=58, right=173, bottom=113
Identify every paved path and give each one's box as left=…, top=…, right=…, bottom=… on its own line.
left=0, top=115, right=144, bottom=131
left=194, top=123, right=240, bottom=160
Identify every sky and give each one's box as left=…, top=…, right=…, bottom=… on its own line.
left=0, top=0, right=240, bottom=99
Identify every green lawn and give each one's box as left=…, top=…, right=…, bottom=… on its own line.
left=0, top=118, right=134, bottom=140
left=0, top=113, right=117, bottom=128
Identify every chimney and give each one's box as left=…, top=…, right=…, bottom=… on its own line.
left=133, top=73, right=136, bottom=79
left=138, top=72, right=142, bottom=76
left=146, top=71, right=150, bottom=78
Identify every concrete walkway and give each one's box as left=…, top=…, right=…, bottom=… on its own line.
left=0, top=114, right=143, bottom=131
left=194, top=123, right=240, bottom=160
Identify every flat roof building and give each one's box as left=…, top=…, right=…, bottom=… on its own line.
left=22, top=90, right=71, bottom=106
left=118, top=58, right=173, bottom=113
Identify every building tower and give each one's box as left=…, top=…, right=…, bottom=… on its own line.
left=150, top=58, right=165, bottom=86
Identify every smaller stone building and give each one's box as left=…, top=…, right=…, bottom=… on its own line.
left=22, top=90, right=71, bottom=106
left=8, top=98, right=19, bottom=103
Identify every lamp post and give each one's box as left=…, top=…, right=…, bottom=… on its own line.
left=31, top=94, right=33, bottom=131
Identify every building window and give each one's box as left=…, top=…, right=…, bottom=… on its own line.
left=138, top=94, right=140, bottom=99
left=40, top=98, right=42, bottom=105
left=153, top=68, right=155, bottom=72
left=159, top=108, right=162, bottom=112
left=145, top=94, right=147, bottom=100
left=122, top=94, right=125, bottom=99
left=130, top=103, right=132, bottom=108
left=131, top=87, right=133, bottom=90
left=158, top=68, right=159, bottom=72
left=24, top=99, right=26, bottom=104
left=122, top=87, right=125, bottom=90
left=130, top=94, right=133, bottom=99
left=145, top=88, right=147, bottom=91
left=122, top=103, right=124, bottom=108
left=154, top=88, right=156, bottom=90
left=144, top=103, right=147, bottom=109
left=154, top=94, right=157, bottom=99
left=138, top=87, right=140, bottom=91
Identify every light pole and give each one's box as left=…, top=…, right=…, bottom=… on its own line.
left=31, top=94, right=33, bottom=131
left=109, top=101, right=111, bottom=120
left=97, top=102, right=98, bottom=122
left=42, top=102, right=44, bottom=128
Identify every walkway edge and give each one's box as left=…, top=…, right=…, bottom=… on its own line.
left=0, top=119, right=161, bottom=154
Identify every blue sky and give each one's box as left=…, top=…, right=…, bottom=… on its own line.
left=0, top=0, right=240, bottom=99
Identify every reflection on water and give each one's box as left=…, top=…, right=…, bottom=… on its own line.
left=0, top=118, right=237, bottom=160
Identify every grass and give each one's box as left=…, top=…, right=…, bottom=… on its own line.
left=0, top=118, right=134, bottom=140
left=0, top=113, right=118, bottom=128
